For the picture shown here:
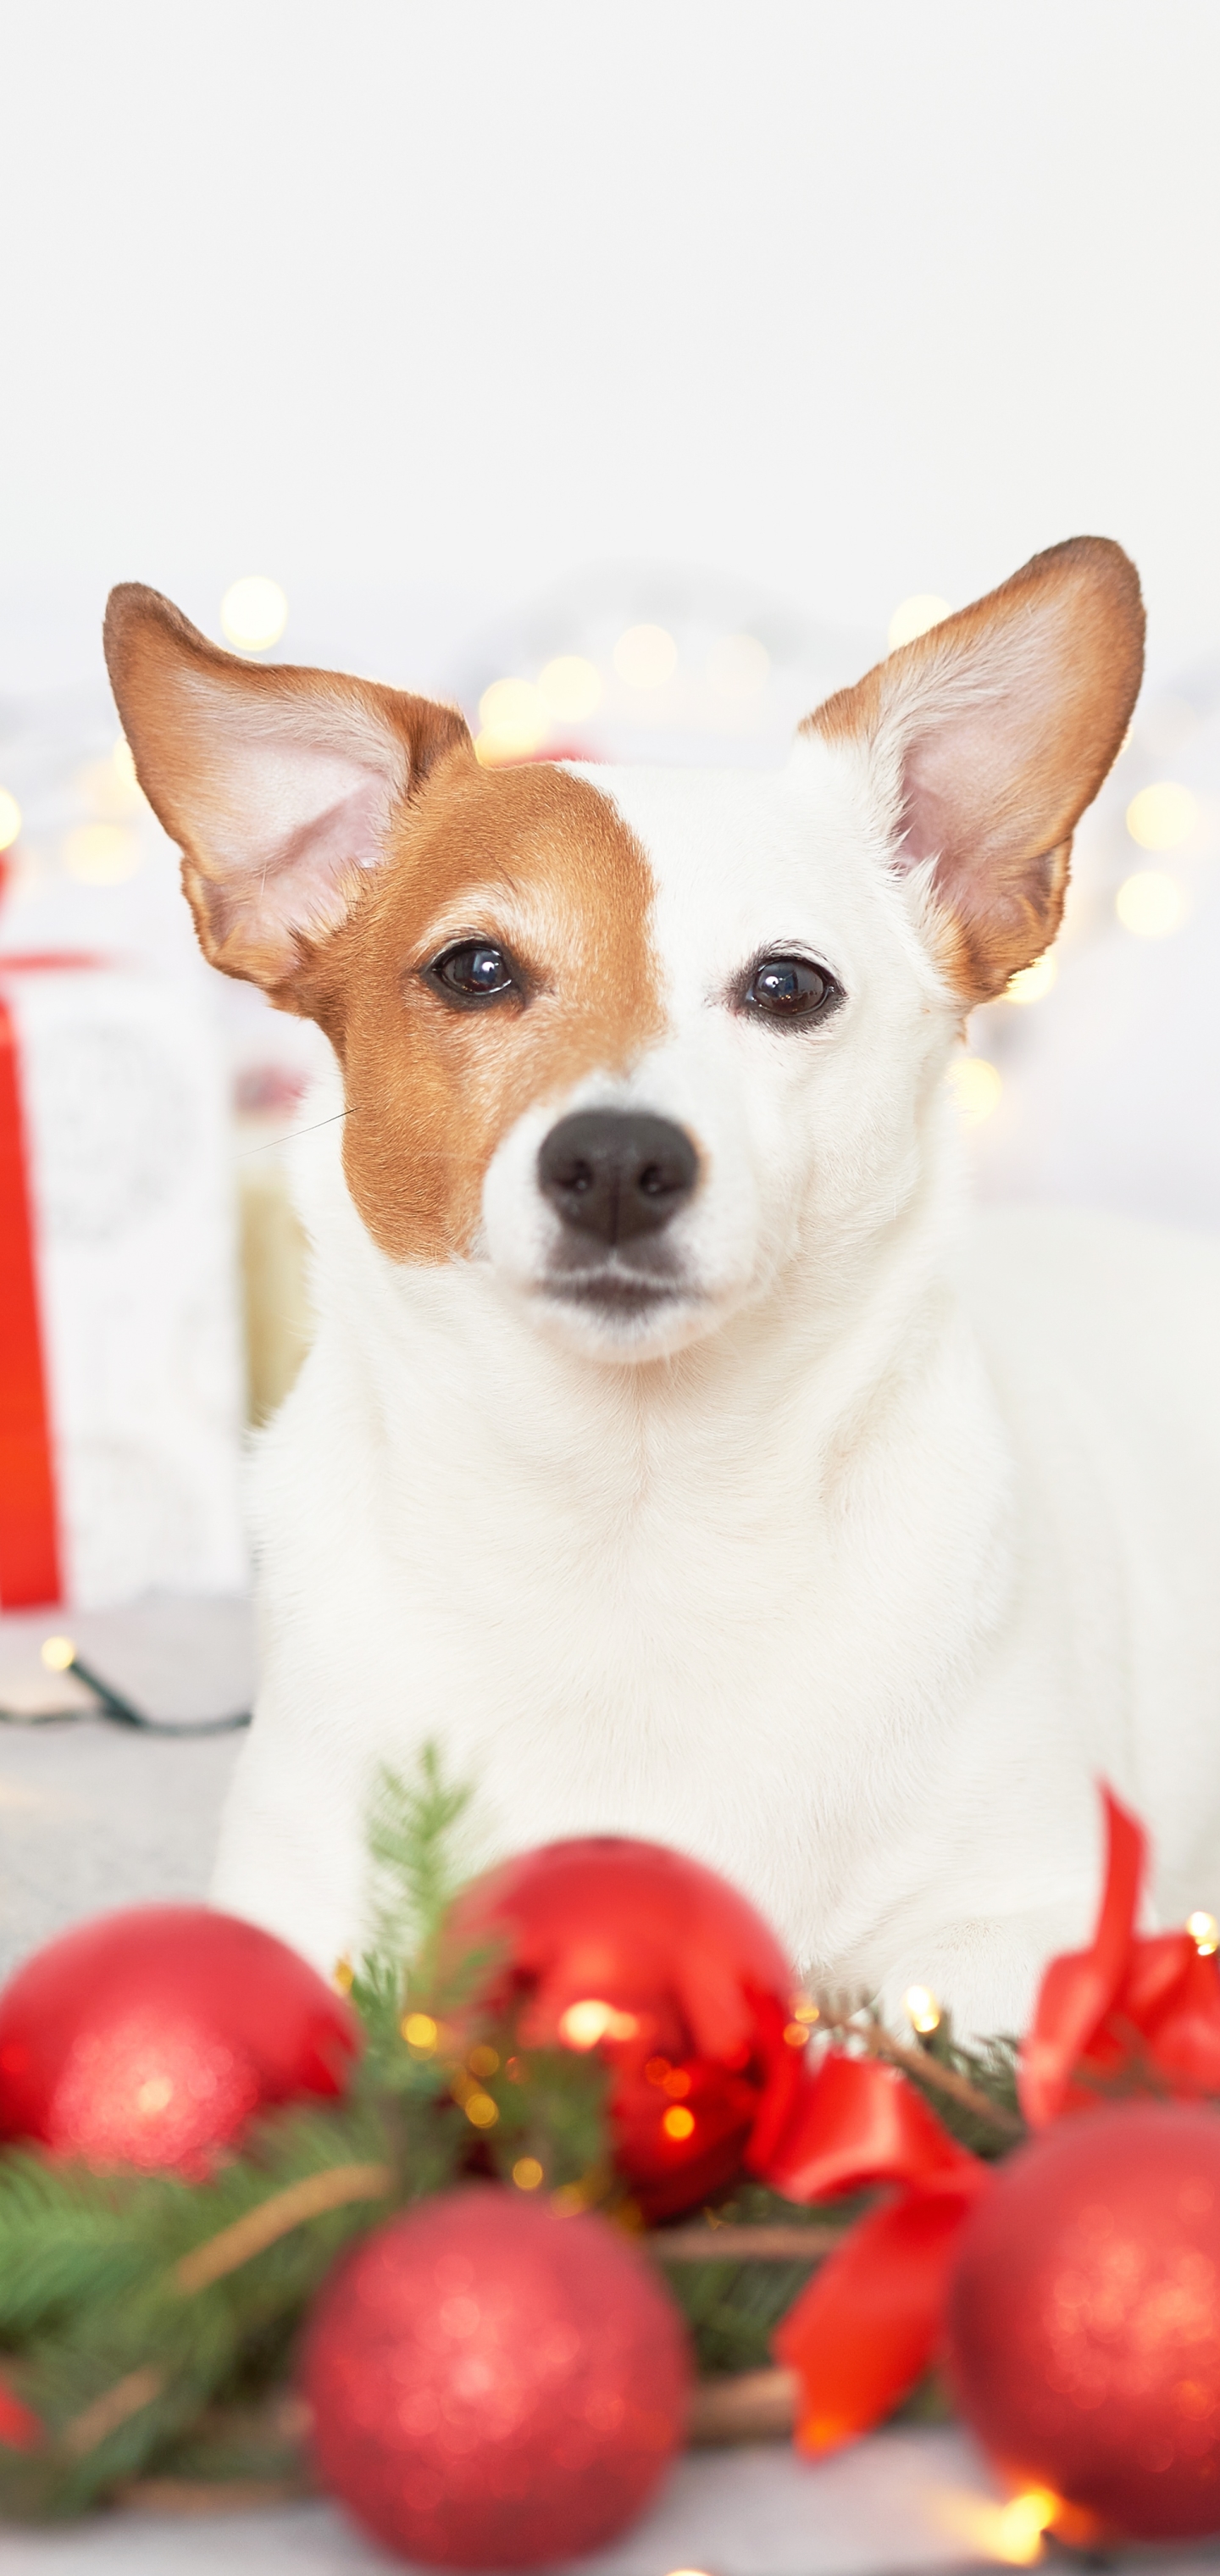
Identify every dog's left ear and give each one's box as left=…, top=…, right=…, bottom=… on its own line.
left=801, top=536, right=1145, bottom=1003
left=103, top=584, right=472, bottom=995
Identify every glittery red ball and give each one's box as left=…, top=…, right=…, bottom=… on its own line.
left=449, top=1836, right=801, bottom=2220
left=947, top=2106, right=1220, bottom=2542
left=0, top=1905, right=358, bottom=2174
left=302, top=2184, right=690, bottom=2568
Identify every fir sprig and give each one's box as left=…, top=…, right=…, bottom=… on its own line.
left=0, top=1748, right=1038, bottom=2521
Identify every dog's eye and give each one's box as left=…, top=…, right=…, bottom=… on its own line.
left=740, top=954, right=841, bottom=1022
left=426, top=941, right=520, bottom=1006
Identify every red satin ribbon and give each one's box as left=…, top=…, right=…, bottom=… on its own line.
left=761, top=2051, right=990, bottom=2454
left=0, top=990, right=61, bottom=1606
left=758, top=1783, right=1220, bottom=2458
left=1022, top=1785, right=1220, bottom=2122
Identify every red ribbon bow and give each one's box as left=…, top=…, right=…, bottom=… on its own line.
left=1021, top=1789, right=1220, bottom=2123
left=758, top=1787, right=1220, bottom=2457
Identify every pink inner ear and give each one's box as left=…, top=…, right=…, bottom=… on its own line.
left=895, top=735, right=962, bottom=875
left=893, top=688, right=1058, bottom=886
left=245, top=774, right=394, bottom=955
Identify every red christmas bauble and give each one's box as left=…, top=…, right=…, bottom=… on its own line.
left=449, top=1836, right=802, bottom=2219
left=0, top=1905, right=358, bottom=2174
left=302, top=2182, right=689, bottom=2568
left=947, top=2105, right=1220, bottom=2541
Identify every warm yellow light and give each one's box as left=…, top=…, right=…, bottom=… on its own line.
left=934, top=2482, right=1058, bottom=2565
left=949, top=1057, right=1002, bottom=1126
left=559, top=1998, right=639, bottom=2049
left=1125, top=780, right=1198, bottom=852
left=402, top=2012, right=438, bottom=2054
left=1188, top=1911, right=1219, bottom=1957
left=1116, top=869, right=1186, bottom=939
left=707, top=633, right=769, bottom=697
left=63, top=824, right=141, bottom=886
left=468, top=2043, right=499, bottom=2079
left=0, top=788, right=22, bottom=852
left=905, top=1984, right=942, bottom=2036
left=475, top=675, right=547, bottom=765
left=1006, top=952, right=1057, bottom=1005
left=539, top=655, right=602, bottom=723
left=464, top=2090, right=499, bottom=2129
left=613, top=624, right=678, bottom=688
left=790, top=1995, right=820, bottom=2025
left=784, top=2021, right=811, bottom=2047
left=40, top=1635, right=76, bottom=1673
left=220, top=575, right=287, bottom=653
left=663, top=2104, right=696, bottom=2140
left=888, top=594, right=951, bottom=653
left=513, top=2156, right=545, bottom=2190
left=332, top=1957, right=354, bottom=1993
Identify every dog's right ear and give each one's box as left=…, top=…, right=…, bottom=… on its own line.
left=103, top=586, right=472, bottom=992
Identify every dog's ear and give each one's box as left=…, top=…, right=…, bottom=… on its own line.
left=801, top=537, right=1145, bottom=1003
left=103, top=585, right=472, bottom=992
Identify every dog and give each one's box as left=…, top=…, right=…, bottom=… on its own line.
left=103, top=536, right=1220, bottom=2038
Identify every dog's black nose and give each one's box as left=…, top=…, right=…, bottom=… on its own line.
left=538, top=1110, right=698, bottom=1246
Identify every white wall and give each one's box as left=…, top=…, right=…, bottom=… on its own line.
left=3, top=1, right=1217, bottom=671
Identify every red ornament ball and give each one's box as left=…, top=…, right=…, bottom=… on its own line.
left=302, top=2182, right=689, bottom=2568
left=947, top=2105, right=1220, bottom=2542
left=449, top=1836, right=802, bottom=2220
left=0, top=1904, right=358, bottom=2174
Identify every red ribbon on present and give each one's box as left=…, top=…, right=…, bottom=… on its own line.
left=0, top=988, right=61, bottom=1606
left=0, top=953, right=101, bottom=1607
left=757, top=1783, right=1220, bottom=2457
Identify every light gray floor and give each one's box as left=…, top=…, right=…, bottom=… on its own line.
left=0, top=1597, right=250, bottom=1976
left=1, top=1601, right=1216, bottom=2573
left=0, top=2427, right=1062, bottom=2576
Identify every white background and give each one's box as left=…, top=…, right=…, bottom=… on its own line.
left=2, top=1, right=1217, bottom=676
left=3, top=2, right=1220, bottom=1234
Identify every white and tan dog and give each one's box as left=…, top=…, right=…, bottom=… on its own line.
left=105, top=539, right=1220, bottom=2035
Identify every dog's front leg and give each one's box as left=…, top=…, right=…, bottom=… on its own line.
left=208, top=1709, right=368, bottom=1977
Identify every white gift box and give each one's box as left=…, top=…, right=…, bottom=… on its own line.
left=0, top=959, right=248, bottom=1609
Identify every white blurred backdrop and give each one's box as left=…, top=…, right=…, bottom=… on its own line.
left=2, top=0, right=1220, bottom=1488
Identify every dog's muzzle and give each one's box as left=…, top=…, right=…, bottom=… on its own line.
left=537, top=1109, right=697, bottom=1248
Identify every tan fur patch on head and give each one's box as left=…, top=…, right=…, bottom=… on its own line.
left=297, top=761, right=663, bottom=1262
left=802, top=536, right=1145, bottom=1004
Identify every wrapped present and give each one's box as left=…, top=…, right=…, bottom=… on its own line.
left=0, top=956, right=247, bottom=1608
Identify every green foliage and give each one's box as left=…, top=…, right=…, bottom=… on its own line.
left=660, top=2183, right=854, bottom=2376
left=0, top=1748, right=1032, bottom=2523
left=0, top=1749, right=614, bottom=2521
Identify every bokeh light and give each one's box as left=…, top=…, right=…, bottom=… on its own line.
left=475, top=675, right=548, bottom=765
left=1006, top=953, right=1058, bottom=1005
left=949, top=1057, right=1001, bottom=1125
left=1125, top=780, right=1198, bottom=851
left=613, top=625, right=678, bottom=688
left=220, top=576, right=288, bottom=653
left=63, top=824, right=142, bottom=885
left=0, top=788, right=22, bottom=852
left=888, top=594, right=951, bottom=652
left=1116, top=870, right=1186, bottom=938
left=539, top=655, right=602, bottom=723
left=904, top=1984, right=941, bottom=2035
left=707, top=633, right=769, bottom=697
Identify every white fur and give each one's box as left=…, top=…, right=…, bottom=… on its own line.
left=212, top=735, right=1220, bottom=2035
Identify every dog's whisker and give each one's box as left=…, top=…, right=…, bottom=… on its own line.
left=237, top=1109, right=351, bottom=1158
